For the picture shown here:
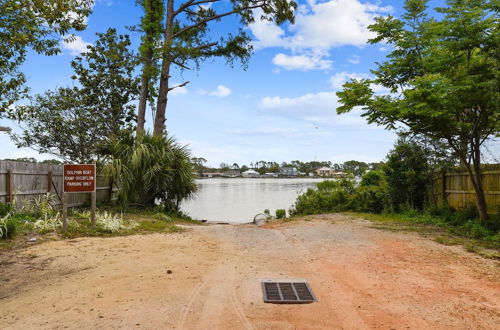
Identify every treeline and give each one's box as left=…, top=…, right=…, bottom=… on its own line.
left=2, top=158, right=62, bottom=165
left=192, top=158, right=384, bottom=176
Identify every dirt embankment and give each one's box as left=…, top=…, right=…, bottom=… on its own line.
left=1, top=214, right=499, bottom=329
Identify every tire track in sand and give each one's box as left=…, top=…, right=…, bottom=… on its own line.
left=175, top=226, right=253, bottom=330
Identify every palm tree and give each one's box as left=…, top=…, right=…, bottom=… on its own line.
left=104, top=132, right=196, bottom=210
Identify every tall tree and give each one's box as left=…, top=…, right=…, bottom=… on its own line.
left=12, top=29, right=139, bottom=163
left=384, top=137, right=430, bottom=211
left=0, top=0, right=92, bottom=114
left=151, top=0, right=297, bottom=135
left=70, top=28, right=140, bottom=136
left=336, top=0, right=499, bottom=220
left=342, top=160, right=369, bottom=177
left=136, top=0, right=165, bottom=135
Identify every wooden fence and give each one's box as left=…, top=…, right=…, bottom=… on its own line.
left=431, top=163, right=500, bottom=215
left=0, top=160, right=118, bottom=208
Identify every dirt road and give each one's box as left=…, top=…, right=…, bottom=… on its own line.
left=1, top=214, right=499, bottom=329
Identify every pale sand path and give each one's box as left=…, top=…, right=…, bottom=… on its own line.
left=1, top=214, right=499, bottom=329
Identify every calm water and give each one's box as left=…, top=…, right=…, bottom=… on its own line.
left=182, top=178, right=325, bottom=223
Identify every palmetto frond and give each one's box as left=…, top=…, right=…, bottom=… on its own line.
left=103, top=131, right=196, bottom=209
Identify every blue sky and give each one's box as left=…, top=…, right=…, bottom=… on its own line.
left=1, top=0, right=498, bottom=167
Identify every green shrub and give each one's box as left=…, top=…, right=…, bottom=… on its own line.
left=290, top=189, right=349, bottom=216
left=316, top=180, right=339, bottom=192
left=275, top=209, right=286, bottom=219
left=453, top=203, right=479, bottom=226
left=360, top=171, right=384, bottom=187
left=349, top=185, right=389, bottom=213
left=263, top=209, right=270, bottom=215
left=0, top=202, right=13, bottom=217
left=459, top=220, right=491, bottom=239
left=427, top=205, right=455, bottom=220
left=0, top=215, right=20, bottom=239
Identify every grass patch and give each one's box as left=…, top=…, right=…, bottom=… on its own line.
left=434, top=236, right=462, bottom=246
left=347, top=211, right=500, bottom=260
left=1, top=204, right=200, bottom=250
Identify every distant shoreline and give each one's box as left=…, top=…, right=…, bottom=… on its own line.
left=195, top=176, right=331, bottom=179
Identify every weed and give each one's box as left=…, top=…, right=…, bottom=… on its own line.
left=434, top=236, right=461, bottom=246
left=154, top=213, right=173, bottom=222
left=0, top=202, right=13, bottom=217
left=95, top=211, right=138, bottom=233
left=464, top=243, right=480, bottom=253
left=275, top=209, right=286, bottom=219
left=0, top=214, right=18, bottom=239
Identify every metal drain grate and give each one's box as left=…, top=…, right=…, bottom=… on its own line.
left=261, top=281, right=317, bottom=303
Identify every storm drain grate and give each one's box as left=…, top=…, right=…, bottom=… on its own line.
left=261, top=281, right=317, bottom=304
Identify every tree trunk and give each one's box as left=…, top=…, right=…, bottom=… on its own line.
left=154, top=60, right=171, bottom=136
left=137, top=72, right=149, bottom=135
left=154, top=0, right=174, bottom=136
left=459, top=154, right=488, bottom=221
left=137, top=0, right=160, bottom=136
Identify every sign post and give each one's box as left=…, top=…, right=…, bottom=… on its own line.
left=63, top=164, right=96, bottom=232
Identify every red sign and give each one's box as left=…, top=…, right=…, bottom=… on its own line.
left=63, top=164, right=96, bottom=193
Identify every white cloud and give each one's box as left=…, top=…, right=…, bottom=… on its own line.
left=226, top=127, right=332, bottom=138
left=259, top=91, right=366, bottom=127
left=96, top=0, right=113, bottom=6
left=288, top=0, right=392, bottom=50
left=348, top=55, right=361, bottom=64
left=249, top=1, right=392, bottom=71
left=259, top=90, right=368, bottom=127
left=202, top=85, right=231, bottom=97
left=250, top=0, right=393, bottom=52
left=249, top=15, right=288, bottom=50
left=272, top=53, right=332, bottom=71
left=180, top=139, right=290, bottom=166
left=379, top=46, right=389, bottom=51
left=329, top=71, right=370, bottom=89
left=260, top=92, right=338, bottom=113
left=329, top=71, right=391, bottom=94
left=170, top=85, right=188, bottom=96
left=61, top=35, right=91, bottom=56
left=257, top=69, right=396, bottom=127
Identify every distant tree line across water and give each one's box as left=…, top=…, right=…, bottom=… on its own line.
left=191, top=158, right=384, bottom=177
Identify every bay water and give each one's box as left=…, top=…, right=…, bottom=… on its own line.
left=182, top=178, right=324, bottom=223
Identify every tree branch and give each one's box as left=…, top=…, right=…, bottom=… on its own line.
left=172, top=60, right=190, bottom=70
left=174, top=0, right=221, bottom=17
left=168, top=81, right=190, bottom=91
left=172, top=3, right=265, bottom=38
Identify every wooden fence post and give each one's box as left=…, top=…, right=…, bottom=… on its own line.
left=91, top=191, right=96, bottom=225
left=441, top=171, right=447, bottom=206
left=108, top=177, right=114, bottom=203
left=47, top=171, right=52, bottom=193
left=6, top=169, right=13, bottom=204
left=62, top=192, right=68, bottom=233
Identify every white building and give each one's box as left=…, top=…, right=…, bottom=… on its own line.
left=242, top=169, right=260, bottom=178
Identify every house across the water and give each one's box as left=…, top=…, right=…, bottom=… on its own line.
left=279, top=166, right=298, bottom=177
left=202, top=172, right=223, bottom=178
left=222, top=170, right=241, bottom=178
left=242, top=169, right=260, bottom=178
left=315, top=167, right=347, bottom=177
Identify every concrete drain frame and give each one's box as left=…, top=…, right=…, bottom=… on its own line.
left=261, top=279, right=317, bottom=304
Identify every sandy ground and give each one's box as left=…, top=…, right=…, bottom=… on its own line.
left=1, top=214, right=499, bottom=330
